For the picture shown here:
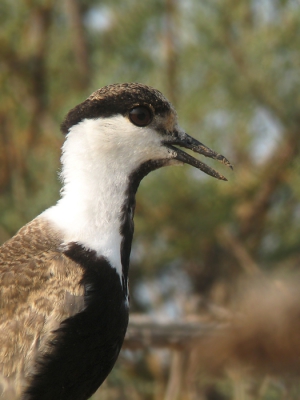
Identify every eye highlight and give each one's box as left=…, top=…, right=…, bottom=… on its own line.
left=129, top=106, right=152, bottom=127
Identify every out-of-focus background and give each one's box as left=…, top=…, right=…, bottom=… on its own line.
left=1, top=1, right=300, bottom=399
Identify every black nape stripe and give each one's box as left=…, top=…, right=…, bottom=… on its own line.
left=22, top=244, right=128, bottom=400
left=120, top=158, right=169, bottom=281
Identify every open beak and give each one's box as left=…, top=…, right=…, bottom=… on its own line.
left=164, top=130, right=232, bottom=181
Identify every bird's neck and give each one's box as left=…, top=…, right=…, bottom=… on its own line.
left=43, top=130, right=138, bottom=281
left=43, top=117, right=167, bottom=280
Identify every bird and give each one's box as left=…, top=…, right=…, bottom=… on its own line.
left=0, top=83, right=231, bottom=400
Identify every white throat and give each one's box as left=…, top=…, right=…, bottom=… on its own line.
left=43, top=115, right=173, bottom=277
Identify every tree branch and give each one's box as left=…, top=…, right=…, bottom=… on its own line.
left=123, top=315, right=218, bottom=350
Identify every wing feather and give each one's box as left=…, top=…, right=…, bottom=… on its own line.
left=0, top=217, right=84, bottom=398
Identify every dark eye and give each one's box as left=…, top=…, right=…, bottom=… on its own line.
left=129, top=106, right=152, bottom=127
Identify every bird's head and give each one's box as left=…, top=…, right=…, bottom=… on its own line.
left=61, top=83, right=231, bottom=187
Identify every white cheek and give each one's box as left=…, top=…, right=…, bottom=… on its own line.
left=79, top=115, right=171, bottom=167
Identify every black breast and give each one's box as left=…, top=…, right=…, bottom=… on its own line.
left=22, top=244, right=129, bottom=400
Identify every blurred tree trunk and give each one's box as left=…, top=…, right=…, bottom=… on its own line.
left=164, top=0, right=179, bottom=107
left=65, top=0, right=90, bottom=89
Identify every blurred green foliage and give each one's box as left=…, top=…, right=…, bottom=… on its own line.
left=1, top=0, right=300, bottom=399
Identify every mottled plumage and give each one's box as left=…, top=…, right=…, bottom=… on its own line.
left=0, top=218, right=84, bottom=398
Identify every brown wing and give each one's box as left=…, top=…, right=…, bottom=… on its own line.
left=0, top=217, right=84, bottom=398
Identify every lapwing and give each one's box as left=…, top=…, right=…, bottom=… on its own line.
left=0, top=83, right=231, bottom=400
